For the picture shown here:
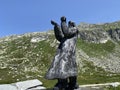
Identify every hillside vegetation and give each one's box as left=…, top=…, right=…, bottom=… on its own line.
left=0, top=21, right=120, bottom=88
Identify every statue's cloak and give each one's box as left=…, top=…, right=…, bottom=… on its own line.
left=45, top=34, right=78, bottom=79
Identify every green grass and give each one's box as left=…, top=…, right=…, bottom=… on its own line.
left=77, top=39, right=115, bottom=57
left=39, top=77, right=57, bottom=88
left=105, top=85, right=120, bottom=90
left=77, top=60, right=120, bottom=85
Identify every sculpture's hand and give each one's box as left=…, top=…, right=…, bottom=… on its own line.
left=51, top=20, right=57, bottom=26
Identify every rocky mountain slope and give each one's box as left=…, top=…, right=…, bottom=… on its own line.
left=0, top=21, right=120, bottom=87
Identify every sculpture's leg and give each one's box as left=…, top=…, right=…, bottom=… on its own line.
left=53, top=79, right=68, bottom=90
left=68, top=76, right=79, bottom=90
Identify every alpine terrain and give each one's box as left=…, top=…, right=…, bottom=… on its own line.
left=0, top=21, right=120, bottom=89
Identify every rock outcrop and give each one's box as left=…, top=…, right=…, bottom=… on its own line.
left=79, top=29, right=109, bottom=43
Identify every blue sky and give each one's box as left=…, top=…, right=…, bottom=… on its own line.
left=0, top=0, right=120, bottom=37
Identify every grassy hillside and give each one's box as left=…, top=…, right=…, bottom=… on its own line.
left=0, top=21, right=120, bottom=89
left=0, top=33, right=56, bottom=84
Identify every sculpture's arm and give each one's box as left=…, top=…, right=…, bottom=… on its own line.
left=51, top=20, right=64, bottom=42
left=61, top=21, right=78, bottom=38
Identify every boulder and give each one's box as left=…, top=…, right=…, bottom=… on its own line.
left=0, top=84, right=17, bottom=90
left=15, top=79, right=43, bottom=90
left=0, top=79, right=46, bottom=90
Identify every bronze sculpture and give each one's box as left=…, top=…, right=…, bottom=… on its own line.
left=45, top=16, right=79, bottom=90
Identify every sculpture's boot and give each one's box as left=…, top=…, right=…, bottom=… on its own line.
left=68, top=76, right=79, bottom=90
left=53, top=79, right=68, bottom=90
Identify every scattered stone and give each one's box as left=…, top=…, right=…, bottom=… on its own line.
left=15, top=79, right=43, bottom=90
left=0, top=84, right=17, bottom=90
left=0, top=79, right=46, bottom=90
